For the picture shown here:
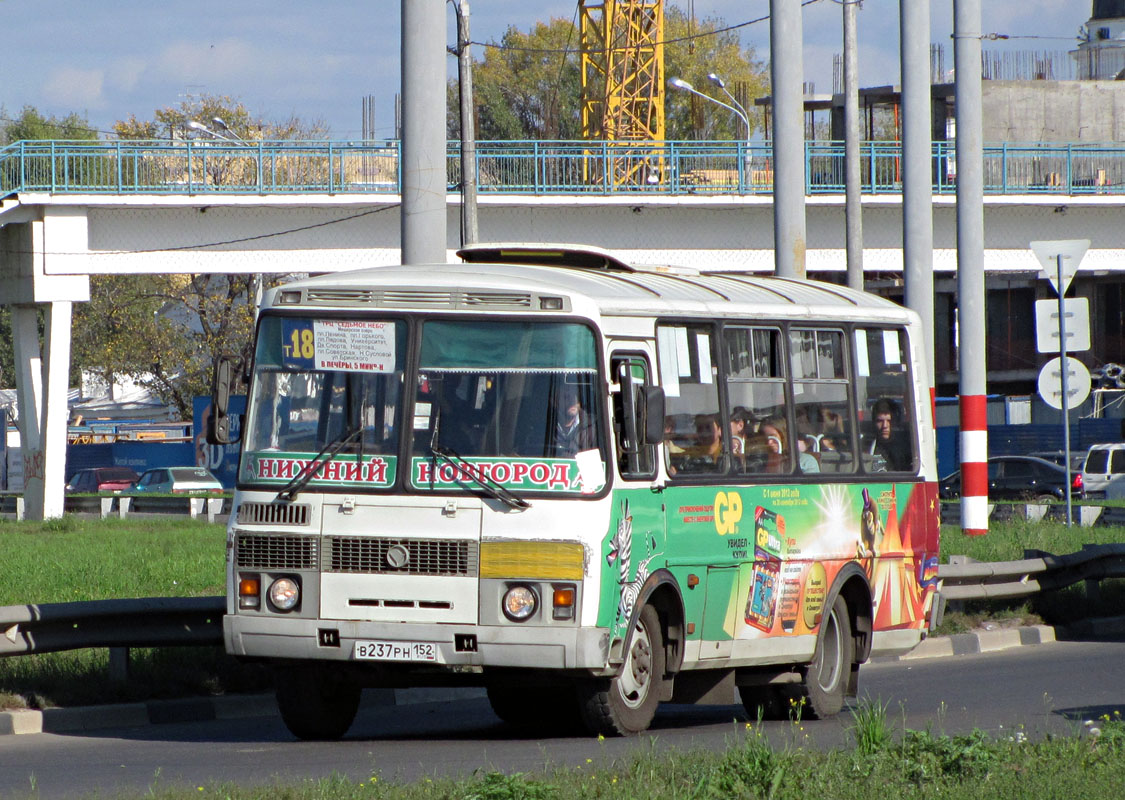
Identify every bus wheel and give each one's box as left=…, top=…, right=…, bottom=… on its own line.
left=275, top=665, right=361, bottom=740
left=579, top=605, right=664, bottom=736
left=738, top=685, right=788, bottom=721
left=799, top=595, right=854, bottom=719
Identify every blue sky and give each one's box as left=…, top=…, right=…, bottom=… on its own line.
left=0, top=0, right=1089, bottom=140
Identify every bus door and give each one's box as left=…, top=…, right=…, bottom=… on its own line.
left=606, top=347, right=666, bottom=630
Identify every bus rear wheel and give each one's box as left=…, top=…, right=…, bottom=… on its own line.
left=275, top=665, right=361, bottom=740
left=798, top=595, right=854, bottom=719
left=578, top=605, right=664, bottom=736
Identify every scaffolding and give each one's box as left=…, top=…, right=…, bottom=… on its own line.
left=580, top=0, right=665, bottom=186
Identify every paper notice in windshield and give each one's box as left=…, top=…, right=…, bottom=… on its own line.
left=312, top=320, right=395, bottom=373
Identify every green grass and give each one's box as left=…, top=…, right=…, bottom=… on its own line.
left=13, top=708, right=1125, bottom=799
left=0, top=515, right=226, bottom=605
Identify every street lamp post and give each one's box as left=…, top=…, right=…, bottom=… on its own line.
left=669, top=77, right=753, bottom=186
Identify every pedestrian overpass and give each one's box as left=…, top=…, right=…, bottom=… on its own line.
left=4, top=138, right=1125, bottom=517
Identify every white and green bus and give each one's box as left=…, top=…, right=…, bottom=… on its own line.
left=210, top=244, right=941, bottom=739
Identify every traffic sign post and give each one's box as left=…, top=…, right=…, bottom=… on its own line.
left=1030, top=239, right=1090, bottom=528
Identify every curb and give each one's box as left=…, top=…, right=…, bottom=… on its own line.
left=0, top=686, right=485, bottom=737
left=895, top=624, right=1057, bottom=660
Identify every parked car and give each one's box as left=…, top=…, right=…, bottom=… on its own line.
left=132, top=466, right=224, bottom=495
left=939, top=455, right=1084, bottom=502
left=1081, top=443, right=1125, bottom=499
left=65, top=467, right=139, bottom=494
left=1029, top=450, right=1086, bottom=472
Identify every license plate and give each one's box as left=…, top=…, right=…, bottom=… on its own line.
left=354, top=640, right=437, bottom=662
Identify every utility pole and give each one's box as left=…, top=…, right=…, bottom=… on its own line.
left=452, top=0, right=479, bottom=246
left=843, top=0, right=863, bottom=290
left=770, top=0, right=806, bottom=278
left=401, top=0, right=448, bottom=264
left=954, top=0, right=988, bottom=536
left=901, top=0, right=934, bottom=394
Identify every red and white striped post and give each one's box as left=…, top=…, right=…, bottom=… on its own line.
left=959, top=395, right=989, bottom=535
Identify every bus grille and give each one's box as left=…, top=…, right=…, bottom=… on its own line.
left=236, top=534, right=319, bottom=570
left=236, top=502, right=310, bottom=526
left=326, top=537, right=478, bottom=576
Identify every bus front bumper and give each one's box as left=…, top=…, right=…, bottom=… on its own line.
left=224, top=614, right=613, bottom=672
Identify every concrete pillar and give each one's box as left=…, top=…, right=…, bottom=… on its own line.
left=0, top=211, right=90, bottom=520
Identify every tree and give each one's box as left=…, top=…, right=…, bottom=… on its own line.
left=453, top=18, right=583, bottom=140
left=663, top=6, right=769, bottom=140
left=113, top=94, right=329, bottom=141
left=449, top=4, right=768, bottom=142
left=71, top=274, right=258, bottom=419
left=1, top=105, right=98, bottom=144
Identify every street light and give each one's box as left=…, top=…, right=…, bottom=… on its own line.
left=669, top=76, right=754, bottom=184
left=705, top=73, right=752, bottom=141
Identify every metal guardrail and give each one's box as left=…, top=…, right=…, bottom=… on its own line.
left=0, top=544, right=1121, bottom=668
left=3, top=139, right=1124, bottom=197
left=0, top=597, right=223, bottom=658
left=938, top=543, right=1125, bottom=601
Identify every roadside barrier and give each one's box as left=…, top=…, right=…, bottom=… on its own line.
left=0, top=494, right=229, bottom=522
left=2, top=544, right=1124, bottom=677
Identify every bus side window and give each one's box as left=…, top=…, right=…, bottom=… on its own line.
left=724, top=326, right=789, bottom=475
left=611, top=355, right=657, bottom=479
left=789, top=328, right=855, bottom=475
left=657, top=324, right=724, bottom=477
left=854, top=328, right=917, bottom=474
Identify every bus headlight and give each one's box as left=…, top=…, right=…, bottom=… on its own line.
left=268, top=577, right=300, bottom=611
left=501, top=585, right=538, bottom=622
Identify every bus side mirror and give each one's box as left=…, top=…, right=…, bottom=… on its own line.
left=206, top=356, right=241, bottom=445
left=641, top=386, right=665, bottom=446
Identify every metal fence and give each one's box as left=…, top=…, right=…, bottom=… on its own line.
left=5, top=139, right=1125, bottom=197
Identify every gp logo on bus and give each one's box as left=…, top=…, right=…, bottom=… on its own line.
left=714, top=491, right=743, bottom=536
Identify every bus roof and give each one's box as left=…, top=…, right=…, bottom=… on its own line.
left=266, top=246, right=913, bottom=323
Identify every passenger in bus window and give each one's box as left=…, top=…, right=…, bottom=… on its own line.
left=729, top=407, right=749, bottom=456
left=869, top=398, right=911, bottom=471
left=551, top=384, right=596, bottom=457
left=760, top=416, right=818, bottom=474
left=685, top=414, right=723, bottom=463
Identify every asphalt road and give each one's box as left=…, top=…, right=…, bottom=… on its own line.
left=1, top=640, right=1123, bottom=799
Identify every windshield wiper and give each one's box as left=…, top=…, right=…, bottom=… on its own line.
left=428, top=417, right=530, bottom=511
left=277, top=425, right=364, bottom=502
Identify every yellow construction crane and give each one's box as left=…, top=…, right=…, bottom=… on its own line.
left=579, top=0, right=665, bottom=186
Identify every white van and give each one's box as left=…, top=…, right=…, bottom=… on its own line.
left=1081, top=443, right=1125, bottom=498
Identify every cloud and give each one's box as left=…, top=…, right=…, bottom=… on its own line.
left=42, top=66, right=106, bottom=109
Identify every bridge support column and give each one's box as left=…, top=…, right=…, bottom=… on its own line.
left=0, top=212, right=89, bottom=520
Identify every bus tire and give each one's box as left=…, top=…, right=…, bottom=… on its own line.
left=578, top=605, right=664, bottom=736
left=799, top=595, right=854, bottom=719
left=738, top=685, right=788, bottom=721
left=275, top=665, right=361, bottom=741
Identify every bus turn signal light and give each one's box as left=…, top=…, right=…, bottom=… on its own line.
left=239, top=576, right=261, bottom=609
left=552, top=585, right=575, bottom=619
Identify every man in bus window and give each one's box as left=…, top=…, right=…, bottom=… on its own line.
left=552, top=384, right=596, bottom=457
left=870, top=398, right=911, bottom=471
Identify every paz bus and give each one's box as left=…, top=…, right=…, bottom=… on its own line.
left=209, top=244, right=941, bottom=739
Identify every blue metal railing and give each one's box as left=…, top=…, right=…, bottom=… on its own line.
left=3, top=139, right=1124, bottom=197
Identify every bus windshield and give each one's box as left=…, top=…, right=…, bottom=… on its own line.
left=410, top=319, right=606, bottom=495
left=240, top=316, right=406, bottom=490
